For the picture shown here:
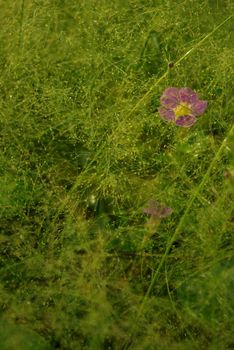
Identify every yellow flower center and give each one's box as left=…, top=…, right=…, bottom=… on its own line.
left=174, top=103, right=191, bottom=119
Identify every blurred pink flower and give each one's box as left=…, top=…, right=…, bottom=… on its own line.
left=143, top=199, right=173, bottom=219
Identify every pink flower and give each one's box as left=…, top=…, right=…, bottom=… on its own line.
left=159, top=87, right=207, bottom=128
left=143, top=200, right=173, bottom=219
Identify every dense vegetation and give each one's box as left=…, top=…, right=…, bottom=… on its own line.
left=0, top=1, right=233, bottom=349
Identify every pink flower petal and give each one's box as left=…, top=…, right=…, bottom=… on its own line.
left=160, top=87, right=179, bottom=108
left=191, top=100, right=208, bottom=116
left=160, top=97, right=178, bottom=108
left=159, top=107, right=175, bottom=122
left=175, top=115, right=197, bottom=128
left=163, top=87, right=179, bottom=98
left=179, top=87, right=198, bottom=104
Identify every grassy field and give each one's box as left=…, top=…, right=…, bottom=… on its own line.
left=0, top=1, right=234, bottom=349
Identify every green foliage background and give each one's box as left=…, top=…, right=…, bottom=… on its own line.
left=0, top=1, right=233, bottom=349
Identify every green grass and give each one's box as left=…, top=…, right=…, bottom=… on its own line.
left=0, top=1, right=234, bottom=349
